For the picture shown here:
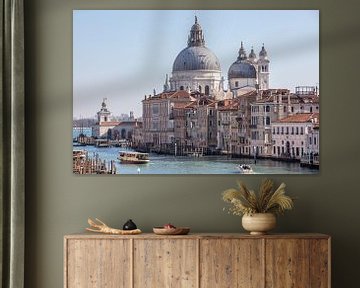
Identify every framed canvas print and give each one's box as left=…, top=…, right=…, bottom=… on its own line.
left=72, top=10, right=319, bottom=175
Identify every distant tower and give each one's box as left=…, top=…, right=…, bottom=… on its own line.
left=163, top=74, right=170, bottom=92
left=97, top=98, right=111, bottom=124
left=129, top=111, right=134, bottom=120
left=238, top=41, right=247, bottom=61
left=258, top=44, right=270, bottom=90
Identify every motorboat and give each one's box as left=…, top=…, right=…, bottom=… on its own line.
left=118, top=151, right=150, bottom=164
left=237, top=164, right=253, bottom=174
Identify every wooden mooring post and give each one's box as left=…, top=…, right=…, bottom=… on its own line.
left=73, top=153, right=116, bottom=174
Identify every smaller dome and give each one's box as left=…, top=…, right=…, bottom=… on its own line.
left=228, top=61, right=256, bottom=79
left=249, top=47, right=257, bottom=59
left=259, top=44, right=268, bottom=58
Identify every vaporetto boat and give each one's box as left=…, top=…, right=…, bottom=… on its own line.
left=118, top=151, right=150, bottom=164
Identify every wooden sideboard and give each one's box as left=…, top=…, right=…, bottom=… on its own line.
left=64, top=233, right=330, bottom=288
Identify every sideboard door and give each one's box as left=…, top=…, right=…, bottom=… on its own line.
left=133, top=239, right=198, bottom=288
left=265, top=238, right=329, bottom=288
left=66, top=239, right=131, bottom=288
left=200, top=239, right=264, bottom=288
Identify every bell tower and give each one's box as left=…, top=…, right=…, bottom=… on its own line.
left=97, top=98, right=111, bottom=124
left=257, top=44, right=270, bottom=90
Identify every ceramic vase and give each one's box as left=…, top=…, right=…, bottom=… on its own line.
left=242, top=213, right=276, bottom=235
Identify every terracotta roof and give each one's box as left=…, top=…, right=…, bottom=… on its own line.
left=218, top=99, right=240, bottom=111
left=143, top=90, right=191, bottom=102
left=236, top=90, right=257, bottom=98
left=275, top=113, right=319, bottom=123
left=173, top=102, right=193, bottom=109
left=169, top=90, right=192, bottom=99
left=99, top=121, right=120, bottom=126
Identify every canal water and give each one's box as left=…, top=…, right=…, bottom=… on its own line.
left=73, top=144, right=318, bottom=175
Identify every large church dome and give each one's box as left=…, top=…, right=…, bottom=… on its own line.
left=172, top=46, right=221, bottom=72
left=172, top=16, right=221, bottom=73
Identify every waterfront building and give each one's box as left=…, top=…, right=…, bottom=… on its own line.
left=249, top=88, right=320, bottom=157
left=185, top=97, right=217, bottom=153
left=216, top=91, right=258, bottom=155
left=141, top=90, right=194, bottom=152
left=249, top=89, right=291, bottom=157
left=217, top=99, right=239, bottom=154
left=271, top=113, right=319, bottom=160
left=92, top=98, right=120, bottom=138
left=132, top=121, right=143, bottom=148
left=92, top=98, right=138, bottom=140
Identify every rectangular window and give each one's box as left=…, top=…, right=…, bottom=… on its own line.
left=151, top=120, right=159, bottom=130
left=286, top=127, right=289, bottom=135
left=300, top=127, right=304, bottom=135
left=152, top=104, right=159, bottom=115
left=266, top=116, right=271, bottom=126
left=281, top=127, right=284, bottom=134
left=296, top=127, right=299, bottom=135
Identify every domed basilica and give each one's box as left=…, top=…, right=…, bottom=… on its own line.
left=164, top=16, right=270, bottom=98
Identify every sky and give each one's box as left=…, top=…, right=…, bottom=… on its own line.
left=73, top=10, right=319, bottom=119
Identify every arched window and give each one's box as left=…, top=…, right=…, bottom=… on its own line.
left=235, top=81, right=239, bottom=87
left=199, top=85, right=202, bottom=93
left=205, top=85, right=210, bottom=95
left=180, top=86, right=184, bottom=90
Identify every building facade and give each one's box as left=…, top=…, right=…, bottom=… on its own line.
left=271, top=113, right=319, bottom=160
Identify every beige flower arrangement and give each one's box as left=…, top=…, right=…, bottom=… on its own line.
left=222, top=178, right=294, bottom=216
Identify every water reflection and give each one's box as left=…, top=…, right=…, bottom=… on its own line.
left=73, top=145, right=318, bottom=175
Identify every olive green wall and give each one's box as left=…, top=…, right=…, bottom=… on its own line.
left=24, top=0, right=360, bottom=287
